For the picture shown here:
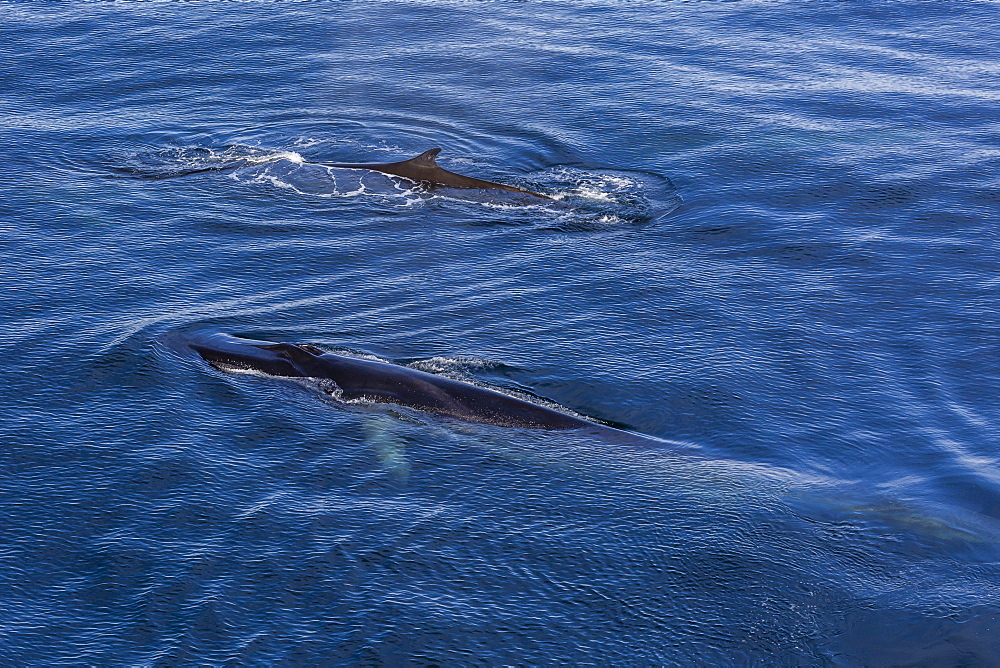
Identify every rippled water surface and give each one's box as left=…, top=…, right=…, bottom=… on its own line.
left=3, top=1, right=1000, bottom=664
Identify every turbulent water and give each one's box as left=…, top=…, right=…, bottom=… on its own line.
left=3, top=1, right=999, bottom=664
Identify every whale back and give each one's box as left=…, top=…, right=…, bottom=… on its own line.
left=326, top=148, right=552, bottom=199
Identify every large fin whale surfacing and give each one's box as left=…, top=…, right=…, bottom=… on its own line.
left=326, top=148, right=553, bottom=200
left=183, top=332, right=701, bottom=455
left=188, top=332, right=591, bottom=429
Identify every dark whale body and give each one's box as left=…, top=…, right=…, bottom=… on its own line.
left=185, top=333, right=702, bottom=455
left=188, top=332, right=590, bottom=429
left=327, top=148, right=553, bottom=200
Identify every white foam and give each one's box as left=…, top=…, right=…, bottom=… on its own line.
left=244, top=150, right=304, bottom=165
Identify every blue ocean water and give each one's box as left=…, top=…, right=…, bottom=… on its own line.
left=2, top=0, right=999, bottom=663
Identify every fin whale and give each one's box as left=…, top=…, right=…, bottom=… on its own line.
left=184, top=332, right=701, bottom=454
left=326, top=148, right=553, bottom=200
left=188, top=332, right=590, bottom=429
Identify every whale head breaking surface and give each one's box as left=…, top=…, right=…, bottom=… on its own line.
left=182, top=331, right=706, bottom=456
left=187, top=332, right=589, bottom=430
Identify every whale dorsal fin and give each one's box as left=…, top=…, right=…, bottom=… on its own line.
left=403, top=148, right=442, bottom=167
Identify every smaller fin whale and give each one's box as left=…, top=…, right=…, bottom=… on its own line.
left=326, top=148, right=553, bottom=200
left=184, top=332, right=701, bottom=455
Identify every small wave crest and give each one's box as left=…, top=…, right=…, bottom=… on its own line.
left=535, top=167, right=683, bottom=230
left=116, top=143, right=429, bottom=203
left=406, top=355, right=498, bottom=375
left=113, top=144, right=306, bottom=180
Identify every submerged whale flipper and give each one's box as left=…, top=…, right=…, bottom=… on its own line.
left=327, top=148, right=553, bottom=200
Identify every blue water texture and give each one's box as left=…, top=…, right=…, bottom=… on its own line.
left=2, top=1, right=999, bottom=664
